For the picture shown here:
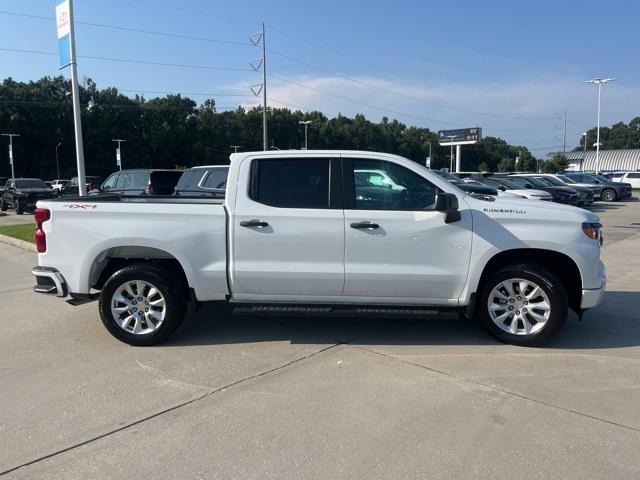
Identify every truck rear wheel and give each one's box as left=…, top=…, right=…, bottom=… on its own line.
left=98, top=263, right=187, bottom=346
left=477, top=264, right=567, bottom=346
left=0, top=199, right=6, bottom=211
left=15, top=199, right=24, bottom=215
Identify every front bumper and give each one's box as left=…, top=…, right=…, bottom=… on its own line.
left=580, top=267, right=606, bottom=309
left=32, top=266, right=68, bottom=297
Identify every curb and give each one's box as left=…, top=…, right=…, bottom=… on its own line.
left=0, top=233, right=37, bottom=253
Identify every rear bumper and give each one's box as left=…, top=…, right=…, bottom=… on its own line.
left=32, top=266, right=68, bottom=297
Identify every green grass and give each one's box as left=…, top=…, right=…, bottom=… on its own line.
left=0, top=223, right=35, bottom=243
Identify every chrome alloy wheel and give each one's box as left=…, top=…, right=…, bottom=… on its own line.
left=110, top=280, right=166, bottom=335
left=487, top=278, right=551, bottom=335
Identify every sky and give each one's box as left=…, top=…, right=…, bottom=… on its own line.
left=1, top=0, right=639, bottom=156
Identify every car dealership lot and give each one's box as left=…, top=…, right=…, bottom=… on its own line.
left=0, top=201, right=639, bottom=479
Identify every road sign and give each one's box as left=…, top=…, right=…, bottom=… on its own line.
left=56, top=1, right=71, bottom=68
left=116, top=147, right=121, bottom=167
left=438, top=127, right=482, bottom=145
left=8, top=144, right=13, bottom=166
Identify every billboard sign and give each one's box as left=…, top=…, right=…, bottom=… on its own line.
left=438, top=127, right=482, bottom=145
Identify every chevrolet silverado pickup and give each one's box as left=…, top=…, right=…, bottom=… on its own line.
left=31, top=150, right=606, bottom=346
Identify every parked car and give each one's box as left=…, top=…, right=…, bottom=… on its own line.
left=430, top=170, right=498, bottom=196
left=467, top=175, right=553, bottom=201
left=552, top=174, right=604, bottom=200
left=611, top=171, right=640, bottom=190
left=174, top=165, right=229, bottom=197
left=515, top=174, right=594, bottom=206
left=97, top=169, right=184, bottom=196
left=49, top=179, right=69, bottom=192
left=564, top=173, right=632, bottom=202
left=508, top=175, right=580, bottom=205
left=61, top=176, right=103, bottom=196
left=1, top=178, right=57, bottom=214
left=32, top=150, right=605, bottom=347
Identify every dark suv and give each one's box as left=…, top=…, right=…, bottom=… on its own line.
left=430, top=170, right=498, bottom=196
left=61, top=176, right=103, bottom=196
left=564, top=173, right=632, bottom=202
left=97, top=169, right=184, bottom=196
left=174, top=165, right=229, bottom=197
left=1, top=178, right=57, bottom=214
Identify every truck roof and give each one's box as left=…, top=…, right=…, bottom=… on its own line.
left=229, top=150, right=410, bottom=163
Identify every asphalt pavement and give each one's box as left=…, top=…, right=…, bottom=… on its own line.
left=0, top=201, right=639, bottom=479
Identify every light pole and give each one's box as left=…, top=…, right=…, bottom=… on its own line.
left=2, top=133, right=20, bottom=179
left=426, top=141, right=432, bottom=168
left=112, top=139, right=126, bottom=170
left=230, top=145, right=241, bottom=154
left=582, top=132, right=587, bottom=170
left=446, top=135, right=456, bottom=172
left=299, top=120, right=312, bottom=150
left=55, top=142, right=62, bottom=179
left=585, top=77, right=615, bottom=174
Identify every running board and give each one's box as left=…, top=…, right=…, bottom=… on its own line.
left=233, top=305, right=458, bottom=319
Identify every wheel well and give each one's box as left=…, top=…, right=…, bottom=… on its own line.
left=478, top=249, right=582, bottom=312
left=90, top=247, right=189, bottom=294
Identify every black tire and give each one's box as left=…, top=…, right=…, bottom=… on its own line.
left=601, top=188, right=617, bottom=202
left=476, top=264, right=568, bottom=346
left=0, top=199, right=6, bottom=212
left=15, top=199, right=24, bottom=215
left=98, top=263, right=188, bottom=346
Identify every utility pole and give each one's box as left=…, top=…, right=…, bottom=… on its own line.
left=426, top=141, right=432, bottom=168
left=57, top=0, right=87, bottom=195
left=112, top=139, right=126, bottom=170
left=586, top=77, right=615, bottom=174
left=582, top=132, right=587, bottom=170
left=55, top=142, right=62, bottom=179
left=562, top=109, right=567, bottom=157
left=249, top=24, right=268, bottom=151
left=2, top=133, right=20, bottom=179
left=299, top=120, right=312, bottom=149
left=230, top=145, right=241, bottom=153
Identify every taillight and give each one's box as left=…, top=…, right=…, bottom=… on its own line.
left=34, top=208, right=50, bottom=253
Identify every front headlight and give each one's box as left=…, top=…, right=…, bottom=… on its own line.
left=582, top=222, right=603, bottom=245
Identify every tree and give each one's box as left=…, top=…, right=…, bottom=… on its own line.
left=477, top=162, right=489, bottom=172
left=498, top=157, right=515, bottom=172
left=0, top=75, right=549, bottom=181
left=540, top=153, right=569, bottom=173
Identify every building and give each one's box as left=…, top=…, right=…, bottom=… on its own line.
left=565, top=148, right=640, bottom=172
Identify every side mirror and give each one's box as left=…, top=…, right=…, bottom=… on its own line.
left=594, top=180, right=600, bottom=184
left=435, top=192, right=461, bottom=224
left=499, top=186, right=506, bottom=191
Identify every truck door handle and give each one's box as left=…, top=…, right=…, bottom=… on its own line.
left=240, top=219, right=269, bottom=228
left=350, top=221, right=380, bottom=229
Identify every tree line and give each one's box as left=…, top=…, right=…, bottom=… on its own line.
left=0, top=76, right=606, bottom=180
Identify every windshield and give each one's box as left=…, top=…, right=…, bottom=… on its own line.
left=15, top=179, right=48, bottom=189
left=539, top=176, right=565, bottom=186
left=556, top=175, right=575, bottom=184
left=593, top=174, right=610, bottom=183
left=497, top=178, right=523, bottom=189
left=431, top=170, right=462, bottom=184
left=515, top=176, right=546, bottom=187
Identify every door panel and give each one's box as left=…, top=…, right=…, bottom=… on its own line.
left=343, top=157, right=472, bottom=300
left=231, top=156, right=345, bottom=297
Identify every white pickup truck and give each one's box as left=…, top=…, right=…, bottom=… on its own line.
left=31, top=150, right=606, bottom=346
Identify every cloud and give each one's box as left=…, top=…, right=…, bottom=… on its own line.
left=239, top=75, right=640, bottom=154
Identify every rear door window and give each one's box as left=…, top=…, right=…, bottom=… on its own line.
left=250, top=158, right=331, bottom=209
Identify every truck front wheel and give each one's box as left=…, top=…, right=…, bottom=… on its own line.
left=477, top=265, right=568, bottom=346
left=98, top=263, right=187, bottom=346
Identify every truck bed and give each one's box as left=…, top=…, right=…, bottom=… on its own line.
left=37, top=196, right=229, bottom=301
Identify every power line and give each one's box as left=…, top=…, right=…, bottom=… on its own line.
left=0, top=10, right=249, bottom=46
left=119, top=89, right=252, bottom=97
left=0, top=48, right=252, bottom=71
left=0, top=99, right=241, bottom=110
